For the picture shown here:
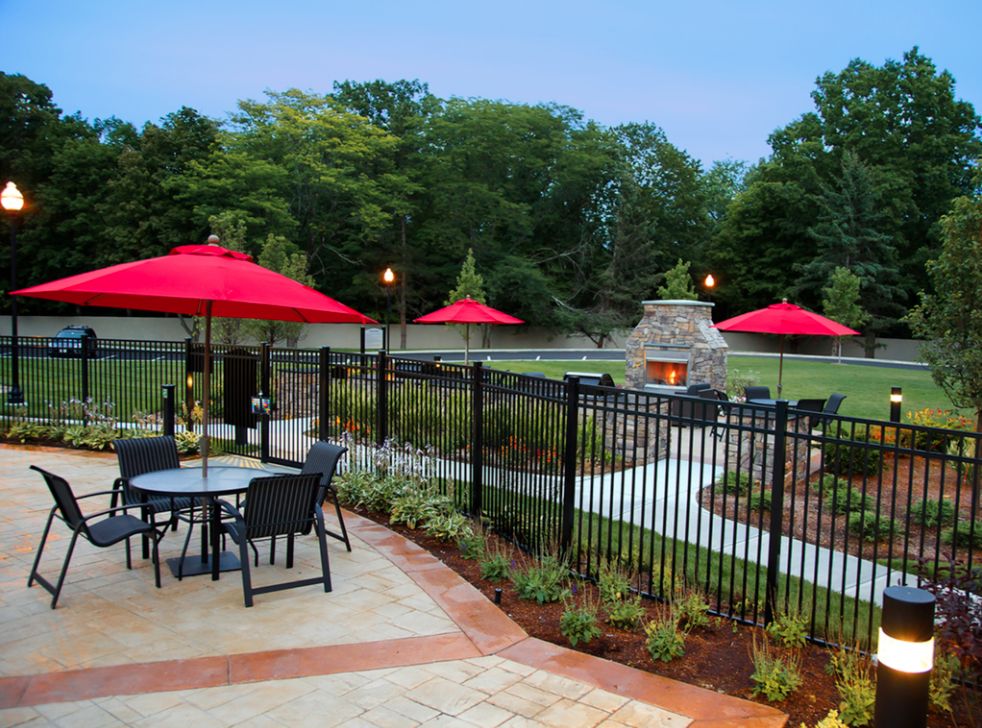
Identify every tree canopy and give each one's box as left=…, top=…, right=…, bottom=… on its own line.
left=3, top=50, right=979, bottom=352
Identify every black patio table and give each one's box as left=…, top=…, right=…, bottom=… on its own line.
left=746, top=398, right=799, bottom=407
left=130, top=466, right=256, bottom=581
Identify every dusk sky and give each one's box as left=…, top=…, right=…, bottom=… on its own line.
left=3, top=0, right=980, bottom=167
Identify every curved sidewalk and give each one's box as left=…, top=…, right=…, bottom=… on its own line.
left=0, top=445, right=786, bottom=727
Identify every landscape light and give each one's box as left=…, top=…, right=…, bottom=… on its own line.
left=3, top=181, right=25, bottom=404
left=382, top=268, right=395, bottom=351
left=890, top=386, right=903, bottom=423
left=874, top=586, right=935, bottom=728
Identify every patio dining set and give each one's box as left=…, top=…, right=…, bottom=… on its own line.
left=671, top=381, right=847, bottom=432
left=26, top=437, right=351, bottom=610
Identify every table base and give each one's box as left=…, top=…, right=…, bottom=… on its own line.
left=166, top=552, right=241, bottom=579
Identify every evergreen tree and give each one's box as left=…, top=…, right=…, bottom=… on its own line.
left=657, top=259, right=698, bottom=300
left=445, top=248, right=486, bottom=358
left=822, top=267, right=869, bottom=362
left=794, top=152, right=905, bottom=356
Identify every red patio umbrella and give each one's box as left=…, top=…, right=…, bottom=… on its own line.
left=14, top=240, right=375, bottom=474
left=414, top=296, right=524, bottom=364
left=712, top=298, right=859, bottom=397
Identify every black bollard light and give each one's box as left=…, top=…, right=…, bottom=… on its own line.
left=494, top=587, right=502, bottom=605
left=874, top=586, right=935, bottom=728
left=890, top=386, right=903, bottom=423
left=162, top=384, right=175, bottom=437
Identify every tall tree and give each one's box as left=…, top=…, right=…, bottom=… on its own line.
left=332, top=79, right=436, bottom=346
left=793, top=151, right=904, bottom=355
left=710, top=49, right=981, bottom=322
left=905, top=173, right=982, bottom=431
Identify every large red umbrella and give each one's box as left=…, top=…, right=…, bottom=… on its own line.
left=414, top=296, right=523, bottom=364
left=14, top=240, right=375, bottom=474
left=713, top=299, right=859, bottom=396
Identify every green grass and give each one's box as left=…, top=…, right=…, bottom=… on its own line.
left=485, top=356, right=962, bottom=423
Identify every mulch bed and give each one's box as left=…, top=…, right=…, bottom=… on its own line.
left=700, top=452, right=980, bottom=565
left=356, top=508, right=977, bottom=728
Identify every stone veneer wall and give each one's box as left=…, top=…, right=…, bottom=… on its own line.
left=624, top=300, right=728, bottom=391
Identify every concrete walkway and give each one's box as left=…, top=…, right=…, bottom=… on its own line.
left=0, top=445, right=786, bottom=727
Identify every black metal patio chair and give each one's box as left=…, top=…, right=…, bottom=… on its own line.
left=28, top=465, right=163, bottom=609
left=794, top=398, right=827, bottom=431
left=112, top=436, right=194, bottom=559
left=300, top=441, right=351, bottom=551
left=821, top=393, right=847, bottom=427
left=218, top=473, right=331, bottom=608
left=743, top=385, right=771, bottom=401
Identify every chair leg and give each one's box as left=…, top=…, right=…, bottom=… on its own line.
left=269, top=536, right=276, bottom=565
left=315, top=512, right=332, bottom=594
left=151, top=528, right=162, bottom=589
left=28, top=508, right=57, bottom=590
left=49, top=532, right=82, bottom=609
left=331, top=491, right=352, bottom=552
left=286, top=534, right=294, bottom=569
left=237, top=534, right=254, bottom=608
left=140, top=505, right=152, bottom=560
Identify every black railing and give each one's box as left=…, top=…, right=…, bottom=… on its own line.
left=2, top=335, right=979, bottom=648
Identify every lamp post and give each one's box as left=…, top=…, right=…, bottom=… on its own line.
left=383, top=267, right=394, bottom=352
left=704, top=274, right=715, bottom=305
left=2, top=181, right=24, bottom=405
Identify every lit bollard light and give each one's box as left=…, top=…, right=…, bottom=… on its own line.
left=890, top=386, right=903, bottom=423
left=874, top=586, right=935, bottom=728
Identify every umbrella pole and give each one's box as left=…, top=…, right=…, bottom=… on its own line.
left=202, top=302, right=212, bottom=478
left=465, top=322, right=470, bottom=365
left=777, top=335, right=785, bottom=398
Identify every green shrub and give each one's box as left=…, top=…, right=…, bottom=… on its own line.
left=676, top=592, right=711, bottom=632
left=847, top=511, right=897, bottom=542
left=828, top=648, right=875, bottom=727
left=749, top=489, right=772, bottom=513
left=605, top=596, right=646, bottom=630
left=715, top=471, right=752, bottom=495
left=749, top=635, right=802, bottom=702
left=389, top=490, right=443, bottom=529
left=942, top=520, right=982, bottom=548
left=910, top=498, right=956, bottom=529
left=458, top=530, right=487, bottom=560
left=597, top=562, right=632, bottom=605
left=766, top=608, right=809, bottom=649
left=479, top=540, right=512, bottom=582
left=819, top=474, right=842, bottom=494
left=424, top=512, right=472, bottom=542
left=822, top=426, right=882, bottom=474
left=510, top=554, right=571, bottom=604
left=560, top=599, right=603, bottom=647
left=644, top=611, right=686, bottom=662
left=829, top=485, right=868, bottom=515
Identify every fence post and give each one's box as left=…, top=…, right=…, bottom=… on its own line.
left=79, top=334, right=91, bottom=424
left=376, top=350, right=388, bottom=447
left=764, top=398, right=789, bottom=626
left=260, top=342, right=271, bottom=463
left=162, top=384, right=175, bottom=437
left=319, top=347, right=331, bottom=441
left=472, top=362, right=484, bottom=517
left=561, top=376, right=580, bottom=556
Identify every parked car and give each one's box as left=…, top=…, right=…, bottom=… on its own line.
left=49, top=325, right=98, bottom=358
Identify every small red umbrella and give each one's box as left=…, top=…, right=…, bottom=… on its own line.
left=14, top=240, right=375, bottom=474
left=414, top=296, right=524, bottom=364
left=713, top=298, right=860, bottom=396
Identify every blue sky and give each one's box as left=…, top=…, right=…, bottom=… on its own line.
left=3, top=0, right=980, bottom=167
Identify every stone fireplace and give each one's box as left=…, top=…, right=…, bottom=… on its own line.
left=625, top=300, right=728, bottom=392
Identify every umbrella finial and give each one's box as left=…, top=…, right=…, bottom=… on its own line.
left=782, top=297, right=788, bottom=303
left=207, top=235, right=220, bottom=246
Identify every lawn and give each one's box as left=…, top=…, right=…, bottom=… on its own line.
left=484, top=356, right=964, bottom=423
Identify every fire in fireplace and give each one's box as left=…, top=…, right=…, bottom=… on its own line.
left=644, top=348, right=690, bottom=387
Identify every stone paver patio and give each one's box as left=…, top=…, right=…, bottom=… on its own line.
left=0, top=445, right=787, bottom=727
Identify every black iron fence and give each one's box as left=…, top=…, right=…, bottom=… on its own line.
left=2, top=336, right=980, bottom=647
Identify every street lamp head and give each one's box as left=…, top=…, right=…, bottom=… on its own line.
left=1, top=182, right=24, bottom=212
left=705, top=274, right=715, bottom=289
left=383, top=267, right=395, bottom=284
